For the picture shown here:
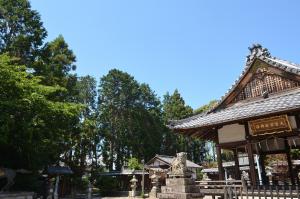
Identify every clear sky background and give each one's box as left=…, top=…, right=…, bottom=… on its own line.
left=30, top=0, right=300, bottom=109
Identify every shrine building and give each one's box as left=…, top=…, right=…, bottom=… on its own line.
left=169, top=44, right=300, bottom=186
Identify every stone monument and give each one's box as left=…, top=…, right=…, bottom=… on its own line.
left=158, top=152, right=204, bottom=199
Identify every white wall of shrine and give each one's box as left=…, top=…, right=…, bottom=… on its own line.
left=218, top=124, right=246, bottom=143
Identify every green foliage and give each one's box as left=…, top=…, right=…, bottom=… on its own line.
left=0, top=0, right=218, bottom=192
left=196, top=169, right=203, bottom=180
left=163, top=89, right=193, bottom=121
left=98, top=69, right=164, bottom=170
left=95, top=176, right=119, bottom=193
left=0, top=0, right=47, bottom=65
left=0, top=54, right=82, bottom=170
left=194, top=100, right=218, bottom=115
left=221, top=149, right=234, bottom=161
left=291, top=149, right=300, bottom=159
left=162, top=89, right=208, bottom=163
left=127, top=157, right=142, bottom=170
left=34, top=35, right=76, bottom=86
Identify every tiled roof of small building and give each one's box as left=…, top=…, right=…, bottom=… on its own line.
left=146, top=154, right=201, bottom=168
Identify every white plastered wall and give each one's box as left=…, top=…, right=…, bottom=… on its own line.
left=218, top=123, right=246, bottom=144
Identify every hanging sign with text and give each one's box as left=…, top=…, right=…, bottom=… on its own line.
left=249, top=115, right=292, bottom=135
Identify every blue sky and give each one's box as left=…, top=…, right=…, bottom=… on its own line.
left=30, top=0, right=300, bottom=109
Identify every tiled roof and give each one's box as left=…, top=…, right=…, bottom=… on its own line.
left=213, top=45, right=300, bottom=112
left=146, top=155, right=201, bottom=168
left=47, top=166, right=73, bottom=175
left=170, top=87, right=300, bottom=130
left=169, top=44, right=300, bottom=130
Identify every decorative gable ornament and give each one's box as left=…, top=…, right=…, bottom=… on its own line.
left=246, top=43, right=271, bottom=63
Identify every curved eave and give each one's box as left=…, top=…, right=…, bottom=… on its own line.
left=170, top=88, right=300, bottom=138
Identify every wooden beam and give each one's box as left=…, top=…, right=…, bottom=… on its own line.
left=248, top=130, right=300, bottom=141
left=218, top=140, right=247, bottom=148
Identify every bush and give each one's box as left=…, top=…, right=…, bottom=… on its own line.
left=94, top=175, right=119, bottom=193
left=127, top=157, right=142, bottom=170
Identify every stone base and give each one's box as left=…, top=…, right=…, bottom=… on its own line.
left=0, top=192, right=34, bottom=199
left=158, top=192, right=203, bottom=199
left=158, top=178, right=204, bottom=199
left=149, top=187, right=160, bottom=198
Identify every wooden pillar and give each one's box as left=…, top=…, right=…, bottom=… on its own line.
left=285, top=139, right=295, bottom=185
left=247, top=142, right=257, bottom=186
left=216, top=145, right=224, bottom=180
left=244, top=122, right=257, bottom=185
left=233, top=149, right=241, bottom=180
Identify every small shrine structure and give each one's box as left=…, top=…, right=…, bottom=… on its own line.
left=169, top=44, right=300, bottom=186
left=146, top=154, right=201, bottom=181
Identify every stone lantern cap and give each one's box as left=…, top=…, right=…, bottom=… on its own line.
left=130, top=175, right=138, bottom=183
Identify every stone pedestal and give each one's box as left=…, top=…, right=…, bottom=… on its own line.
left=158, top=178, right=204, bottom=199
left=149, top=186, right=159, bottom=198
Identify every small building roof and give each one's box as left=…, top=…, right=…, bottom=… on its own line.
left=146, top=154, right=201, bottom=169
left=47, top=166, right=73, bottom=175
left=98, top=169, right=149, bottom=176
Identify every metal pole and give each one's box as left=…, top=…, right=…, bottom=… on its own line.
left=256, top=154, right=262, bottom=185
left=142, top=159, right=145, bottom=196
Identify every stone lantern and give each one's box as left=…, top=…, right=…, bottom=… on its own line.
left=129, top=175, right=138, bottom=198
left=266, top=170, right=273, bottom=185
left=149, top=171, right=160, bottom=198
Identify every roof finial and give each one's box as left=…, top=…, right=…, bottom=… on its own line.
left=246, top=43, right=271, bottom=62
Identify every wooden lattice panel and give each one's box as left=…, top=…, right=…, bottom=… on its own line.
left=233, top=70, right=300, bottom=103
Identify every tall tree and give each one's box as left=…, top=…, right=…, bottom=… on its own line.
left=0, top=0, right=47, bottom=66
left=162, top=89, right=192, bottom=155
left=194, top=100, right=218, bottom=115
left=162, top=89, right=208, bottom=163
left=34, top=35, right=77, bottom=87
left=97, top=69, right=163, bottom=170
left=68, top=76, right=99, bottom=177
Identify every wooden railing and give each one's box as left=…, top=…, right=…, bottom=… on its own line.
left=196, top=180, right=244, bottom=199
left=196, top=180, right=300, bottom=199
